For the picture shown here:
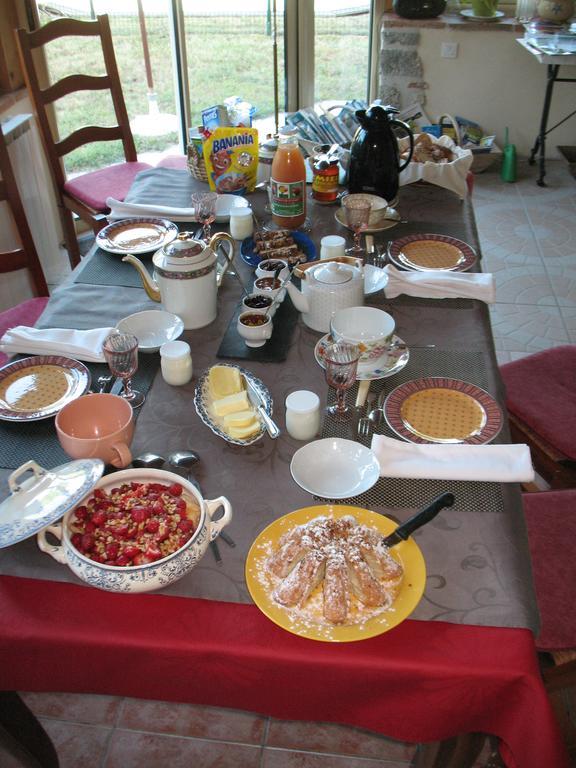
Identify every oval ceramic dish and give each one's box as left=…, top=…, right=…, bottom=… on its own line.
left=290, top=438, right=380, bottom=498
left=240, top=231, right=317, bottom=268
left=116, top=310, right=184, bottom=353
left=194, top=363, right=272, bottom=446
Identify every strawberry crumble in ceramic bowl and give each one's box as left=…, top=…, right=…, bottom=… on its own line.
left=37, top=467, right=232, bottom=593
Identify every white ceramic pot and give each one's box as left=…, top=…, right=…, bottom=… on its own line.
left=286, top=260, right=365, bottom=333
left=122, top=231, right=235, bottom=330
left=37, top=467, right=232, bottom=593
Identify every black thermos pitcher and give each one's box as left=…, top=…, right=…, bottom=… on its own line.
left=348, top=105, right=415, bottom=205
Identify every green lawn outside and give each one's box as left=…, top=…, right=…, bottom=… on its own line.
left=43, top=12, right=369, bottom=174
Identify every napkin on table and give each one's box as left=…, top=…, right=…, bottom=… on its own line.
left=371, top=434, right=534, bottom=483
left=106, top=197, right=196, bottom=222
left=0, top=326, right=115, bottom=363
left=383, top=264, right=496, bottom=304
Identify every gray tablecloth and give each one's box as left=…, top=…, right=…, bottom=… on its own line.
left=0, top=171, right=539, bottom=633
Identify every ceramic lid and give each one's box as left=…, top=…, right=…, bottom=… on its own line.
left=0, top=459, right=104, bottom=548
left=154, top=232, right=213, bottom=271
left=312, top=262, right=357, bottom=285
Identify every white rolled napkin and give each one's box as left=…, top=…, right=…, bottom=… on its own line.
left=106, top=197, right=196, bottom=222
left=383, top=264, right=496, bottom=304
left=371, top=434, right=534, bottom=483
left=0, top=326, right=115, bottom=363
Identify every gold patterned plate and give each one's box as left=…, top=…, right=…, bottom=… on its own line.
left=383, top=377, right=503, bottom=445
left=387, top=233, right=477, bottom=272
left=245, top=504, right=426, bottom=643
left=96, top=217, right=178, bottom=255
left=0, top=356, right=91, bottom=422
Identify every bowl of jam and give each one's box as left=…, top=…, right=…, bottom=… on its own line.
left=242, top=293, right=277, bottom=316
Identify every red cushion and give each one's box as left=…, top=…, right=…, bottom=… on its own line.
left=523, top=490, right=576, bottom=650
left=63, top=161, right=152, bottom=211
left=0, top=296, right=49, bottom=367
left=501, top=346, right=576, bottom=461
left=156, top=155, right=187, bottom=170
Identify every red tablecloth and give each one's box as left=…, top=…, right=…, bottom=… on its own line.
left=0, top=575, right=567, bottom=768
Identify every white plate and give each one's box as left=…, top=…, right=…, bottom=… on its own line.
left=364, top=264, right=388, bottom=295
left=215, top=195, right=250, bottom=222
left=460, top=9, right=505, bottom=20
left=96, top=217, right=179, bottom=255
left=116, top=310, right=184, bottom=353
left=335, top=207, right=400, bottom=234
left=290, top=438, right=380, bottom=499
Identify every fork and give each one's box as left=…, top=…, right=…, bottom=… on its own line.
left=373, top=244, right=388, bottom=268
left=357, top=415, right=371, bottom=438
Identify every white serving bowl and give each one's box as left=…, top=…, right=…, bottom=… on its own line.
left=117, top=310, right=184, bottom=353
left=290, top=438, right=380, bottom=499
left=330, top=306, right=395, bottom=365
left=37, top=467, right=232, bottom=593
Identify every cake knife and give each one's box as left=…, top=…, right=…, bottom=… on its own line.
left=382, top=492, right=455, bottom=549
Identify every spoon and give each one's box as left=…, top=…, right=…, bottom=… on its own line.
left=264, top=268, right=295, bottom=319
left=368, top=407, right=386, bottom=427
left=167, top=451, right=236, bottom=550
left=132, top=452, right=165, bottom=469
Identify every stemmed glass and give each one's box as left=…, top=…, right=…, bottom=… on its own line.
left=343, top=196, right=372, bottom=258
left=323, top=341, right=360, bottom=419
left=102, top=331, right=145, bottom=409
left=191, top=191, right=218, bottom=242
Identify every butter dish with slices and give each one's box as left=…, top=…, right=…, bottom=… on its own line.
left=194, top=363, right=275, bottom=446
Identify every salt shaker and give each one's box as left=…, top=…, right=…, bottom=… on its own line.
left=229, top=207, right=254, bottom=240
left=285, top=390, right=321, bottom=441
left=160, top=340, right=193, bottom=386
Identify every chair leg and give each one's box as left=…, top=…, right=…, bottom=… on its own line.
left=0, top=691, right=59, bottom=767
left=58, top=205, right=81, bottom=269
left=412, top=733, right=487, bottom=768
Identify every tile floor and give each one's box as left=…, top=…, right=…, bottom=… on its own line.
left=5, top=158, right=575, bottom=768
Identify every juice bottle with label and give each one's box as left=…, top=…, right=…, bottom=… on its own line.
left=270, top=128, right=306, bottom=229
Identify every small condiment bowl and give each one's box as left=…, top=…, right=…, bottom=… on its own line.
left=253, top=276, right=286, bottom=304
left=237, top=310, right=273, bottom=348
left=255, top=258, right=290, bottom=282
left=241, top=292, right=277, bottom=317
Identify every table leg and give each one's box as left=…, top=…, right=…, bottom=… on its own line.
left=412, top=732, right=487, bottom=768
left=528, top=64, right=559, bottom=188
left=0, top=692, right=59, bottom=768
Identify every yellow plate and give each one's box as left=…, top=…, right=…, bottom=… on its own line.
left=245, top=504, right=426, bottom=643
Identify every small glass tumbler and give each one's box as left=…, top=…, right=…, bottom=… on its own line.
left=323, top=341, right=360, bottom=419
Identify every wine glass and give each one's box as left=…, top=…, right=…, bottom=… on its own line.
left=342, top=196, right=372, bottom=258
left=191, top=191, right=218, bottom=242
left=102, top=331, right=145, bottom=409
left=323, top=341, right=360, bottom=419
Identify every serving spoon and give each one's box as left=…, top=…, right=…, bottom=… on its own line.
left=132, top=453, right=165, bottom=470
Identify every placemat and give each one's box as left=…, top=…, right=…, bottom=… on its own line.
left=74, top=249, right=155, bottom=287
left=125, top=167, right=198, bottom=208
left=319, top=347, right=505, bottom=514
left=0, top=355, right=160, bottom=470
left=216, top=295, right=300, bottom=362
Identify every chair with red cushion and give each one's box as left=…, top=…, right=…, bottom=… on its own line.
left=500, top=347, right=576, bottom=489
left=15, top=14, right=152, bottom=269
left=523, top=490, right=576, bottom=760
left=0, top=126, right=49, bottom=367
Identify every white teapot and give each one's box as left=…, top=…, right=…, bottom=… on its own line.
left=286, top=260, right=365, bottom=333
left=123, top=231, right=234, bottom=330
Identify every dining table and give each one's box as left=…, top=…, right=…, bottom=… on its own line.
left=0, top=167, right=569, bottom=768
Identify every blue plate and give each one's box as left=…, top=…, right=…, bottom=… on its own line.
left=240, top=231, right=317, bottom=268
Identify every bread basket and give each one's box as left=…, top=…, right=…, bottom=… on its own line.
left=187, top=142, right=209, bottom=182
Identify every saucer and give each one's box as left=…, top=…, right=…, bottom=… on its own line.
left=290, top=438, right=380, bottom=499
left=335, top=208, right=400, bottom=234
left=314, top=334, right=410, bottom=381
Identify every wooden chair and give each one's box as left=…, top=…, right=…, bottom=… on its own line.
left=0, top=124, right=49, bottom=366
left=500, top=347, right=576, bottom=490
left=15, top=14, right=152, bottom=268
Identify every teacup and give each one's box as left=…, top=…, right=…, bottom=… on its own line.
left=330, top=306, right=395, bottom=365
left=255, top=258, right=290, bottom=282
left=237, top=310, right=273, bottom=348
left=55, top=393, right=134, bottom=468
